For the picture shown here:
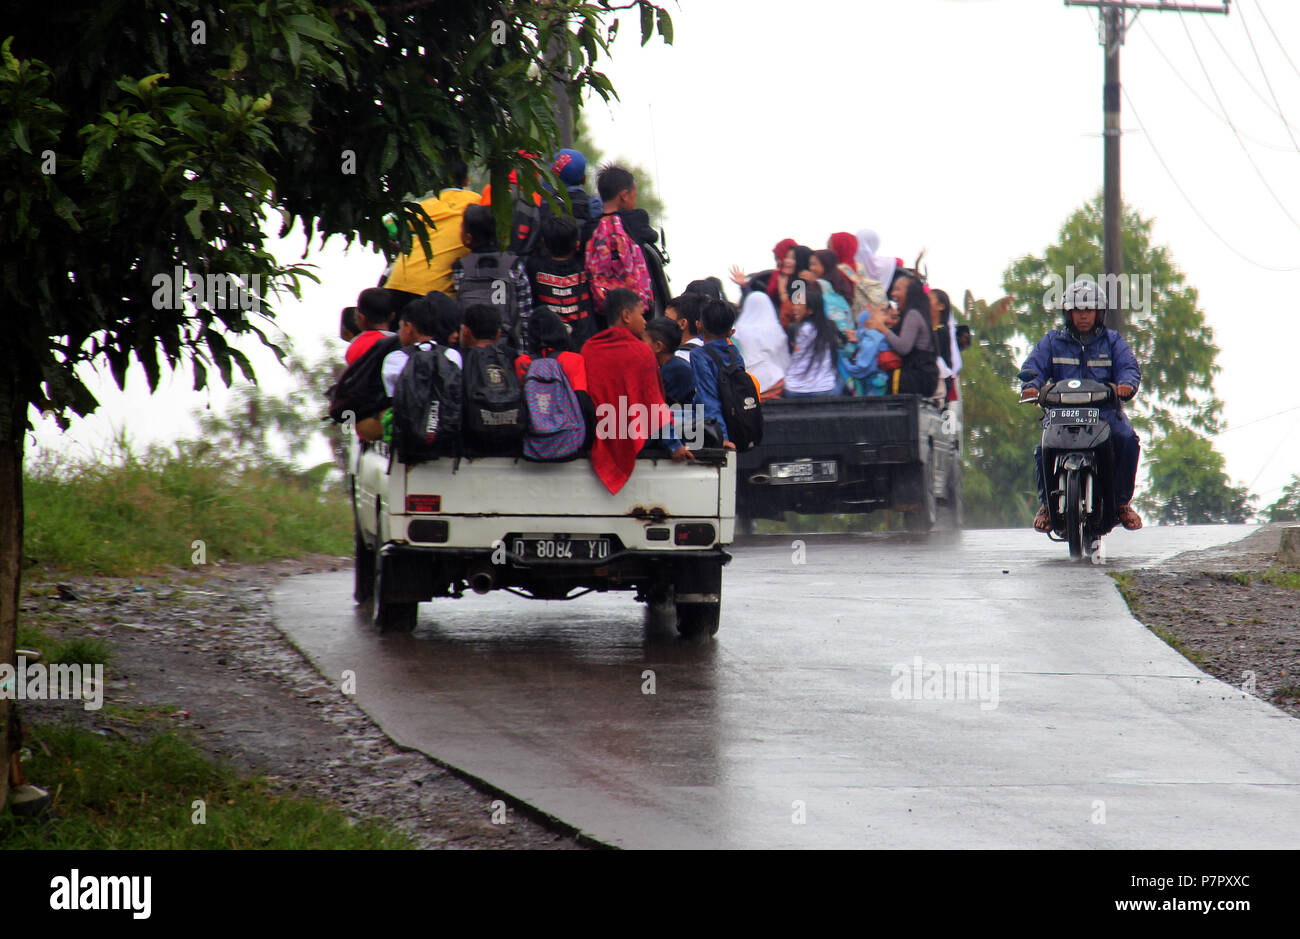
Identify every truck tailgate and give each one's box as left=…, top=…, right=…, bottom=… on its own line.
left=401, top=454, right=730, bottom=518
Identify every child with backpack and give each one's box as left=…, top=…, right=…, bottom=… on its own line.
left=689, top=298, right=763, bottom=452
left=379, top=297, right=464, bottom=462
left=525, top=215, right=597, bottom=350
left=459, top=303, right=527, bottom=457
left=645, top=316, right=695, bottom=406
left=344, top=287, right=397, bottom=365
left=452, top=204, right=533, bottom=347
left=514, top=309, right=595, bottom=459
left=584, top=165, right=655, bottom=321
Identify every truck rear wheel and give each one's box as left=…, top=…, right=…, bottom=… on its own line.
left=676, top=602, right=720, bottom=639
left=939, top=457, right=963, bottom=532
left=674, top=558, right=722, bottom=639
left=354, top=526, right=375, bottom=604
left=373, top=553, right=418, bottom=633
left=904, top=455, right=936, bottom=533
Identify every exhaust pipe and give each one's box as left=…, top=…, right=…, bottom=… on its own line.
left=469, top=570, right=495, bottom=594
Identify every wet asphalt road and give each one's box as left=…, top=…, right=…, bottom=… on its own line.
left=272, top=525, right=1300, bottom=849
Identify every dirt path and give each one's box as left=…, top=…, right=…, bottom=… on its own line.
left=18, top=556, right=589, bottom=849
left=1114, top=524, right=1300, bottom=719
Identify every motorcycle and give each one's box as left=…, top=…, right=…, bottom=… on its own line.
left=1018, top=371, right=1119, bottom=561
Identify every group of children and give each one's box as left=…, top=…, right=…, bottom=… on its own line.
left=336, top=280, right=749, bottom=495
left=335, top=149, right=970, bottom=494
left=372, top=149, right=665, bottom=354
left=725, top=231, right=969, bottom=402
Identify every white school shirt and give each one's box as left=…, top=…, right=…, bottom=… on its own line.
left=382, top=342, right=463, bottom=398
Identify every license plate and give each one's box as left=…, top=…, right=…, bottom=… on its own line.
left=512, top=535, right=611, bottom=561
left=769, top=460, right=838, bottom=484
left=1048, top=408, right=1100, bottom=425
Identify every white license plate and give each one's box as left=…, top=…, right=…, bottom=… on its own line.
left=512, top=535, right=610, bottom=561
left=1049, top=408, right=1100, bottom=425
left=769, top=460, right=838, bottom=484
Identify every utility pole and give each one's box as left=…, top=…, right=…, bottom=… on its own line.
left=1064, top=0, right=1229, bottom=335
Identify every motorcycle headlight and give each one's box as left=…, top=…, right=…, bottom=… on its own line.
left=1058, top=391, right=1093, bottom=405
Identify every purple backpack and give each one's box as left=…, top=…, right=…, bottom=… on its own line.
left=522, top=356, right=585, bottom=461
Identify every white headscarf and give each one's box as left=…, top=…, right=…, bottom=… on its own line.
left=732, top=291, right=790, bottom=394
left=855, top=228, right=897, bottom=291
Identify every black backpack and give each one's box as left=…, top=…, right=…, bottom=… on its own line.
left=391, top=344, right=463, bottom=465
left=703, top=345, right=763, bottom=451
left=462, top=342, right=527, bottom=456
left=508, top=182, right=544, bottom=257
left=328, top=334, right=403, bottom=423
left=455, top=251, right=524, bottom=345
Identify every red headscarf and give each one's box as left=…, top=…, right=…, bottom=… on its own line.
left=766, top=237, right=797, bottom=295
left=829, top=232, right=858, bottom=269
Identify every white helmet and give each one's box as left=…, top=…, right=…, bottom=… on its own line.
left=1061, top=278, right=1106, bottom=336
left=1061, top=278, right=1105, bottom=311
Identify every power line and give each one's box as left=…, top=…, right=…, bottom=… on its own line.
left=1121, top=85, right=1300, bottom=270
left=1177, top=11, right=1300, bottom=231
left=1198, top=12, right=1300, bottom=130
left=1209, top=403, right=1300, bottom=436
left=1251, top=0, right=1300, bottom=84
left=1237, top=1, right=1300, bottom=156
left=1136, top=16, right=1297, bottom=151
left=1246, top=410, right=1300, bottom=490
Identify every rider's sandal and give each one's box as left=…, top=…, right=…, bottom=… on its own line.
left=1033, top=505, right=1052, bottom=533
left=1116, top=504, right=1143, bottom=530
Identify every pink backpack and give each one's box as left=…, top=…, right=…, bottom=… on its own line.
left=585, top=214, right=653, bottom=313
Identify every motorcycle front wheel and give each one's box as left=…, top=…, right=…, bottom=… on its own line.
left=1065, top=468, right=1087, bottom=560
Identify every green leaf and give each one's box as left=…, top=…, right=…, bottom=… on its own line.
left=284, top=28, right=302, bottom=68
left=640, top=3, right=654, bottom=45
left=10, top=119, right=30, bottom=153
left=379, top=132, right=398, bottom=172
left=657, top=9, right=673, bottom=45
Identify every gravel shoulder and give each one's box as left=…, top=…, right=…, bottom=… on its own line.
left=17, top=556, right=589, bottom=849
left=1114, top=524, right=1300, bottom=718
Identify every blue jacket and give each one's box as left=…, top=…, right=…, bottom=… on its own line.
left=690, top=338, right=745, bottom=443
left=1021, top=327, right=1141, bottom=427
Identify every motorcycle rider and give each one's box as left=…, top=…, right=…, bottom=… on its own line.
left=1020, top=279, right=1143, bottom=533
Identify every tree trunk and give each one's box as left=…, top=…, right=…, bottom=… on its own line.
left=0, top=369, right=23, bottom=813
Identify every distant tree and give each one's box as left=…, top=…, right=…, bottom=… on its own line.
left=192, top=343, right=343, bottom=483
left=1136, top=428, right=1254, bottom=524
left=958, top=292, right=1041, bottom=527
left=1002, top=193, right=1223, bottom=436
left=1265, top=475, right=1300, bottom=522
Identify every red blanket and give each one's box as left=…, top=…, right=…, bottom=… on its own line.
left=581, top=327, right=671, bottom=493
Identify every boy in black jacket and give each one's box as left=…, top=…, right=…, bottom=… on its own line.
left=525, top=214, right=597, bottom=349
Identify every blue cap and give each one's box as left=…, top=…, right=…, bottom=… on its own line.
left=551, top=148, right=587, bottom=186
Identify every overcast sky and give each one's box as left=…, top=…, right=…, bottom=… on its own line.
left=30, top=0, right=1300, bottom=512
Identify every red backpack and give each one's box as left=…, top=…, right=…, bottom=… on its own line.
left=585, top=213, right=653, bottom=313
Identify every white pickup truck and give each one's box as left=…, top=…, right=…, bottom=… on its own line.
left=348, top=438, right=736, bottom=637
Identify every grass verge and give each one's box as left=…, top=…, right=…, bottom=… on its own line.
left=0, top=717, right=412, bottom=849
left=23, top=439, right=350, bottom=576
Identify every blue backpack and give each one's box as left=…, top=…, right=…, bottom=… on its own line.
left=521, top=355, right=585, bottom=461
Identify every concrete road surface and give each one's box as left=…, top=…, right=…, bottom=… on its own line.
left=273, top=524, right=1300, bottom=848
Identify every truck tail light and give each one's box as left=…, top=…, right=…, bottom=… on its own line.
left=674, top=523, right=715, bottom=546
